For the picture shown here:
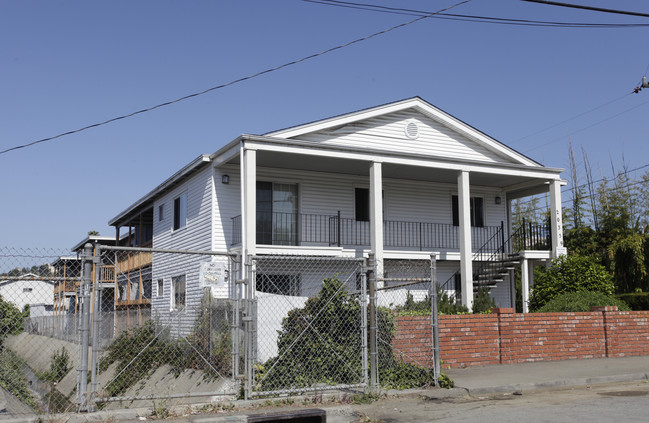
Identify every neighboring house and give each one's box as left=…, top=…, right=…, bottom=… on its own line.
left=109, top=97, right=565, bottom=328
left=0, top=273, right=55, bottom=314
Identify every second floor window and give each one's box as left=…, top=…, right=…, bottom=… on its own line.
left=452, top=195, right=484, bottom=227
left=174, top=193, right=187, bottom=230
left=257, top=182, right=298, bottom=245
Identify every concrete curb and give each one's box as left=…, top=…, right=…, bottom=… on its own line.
left=457, top=372, right=649, bottom=395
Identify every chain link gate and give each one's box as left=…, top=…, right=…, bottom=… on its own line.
left=371, top=256, right=441, bottom=389
left=247, top=255, right=367, bottom=397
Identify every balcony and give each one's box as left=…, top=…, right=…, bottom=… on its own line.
left=231, top=213, right=509, bottom=252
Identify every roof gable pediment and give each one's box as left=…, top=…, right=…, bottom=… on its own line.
left=266, top=97, right=539, bottom=167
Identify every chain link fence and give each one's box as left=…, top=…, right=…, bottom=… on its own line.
left=1, top=246, right=442, bottom=418
left=1, top=246, right=83, bottom=415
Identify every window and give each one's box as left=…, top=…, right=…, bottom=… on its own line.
left=355, top=188, right=369, bottom=222
left=173, top=193, right=187, bottom=230
left=256, top=182, right=298, bottom=245
left=452, top=195, right=484, bottom=227
left=157, top=279, right=164, bottom=297
left=256, top=274, right=301, bottom=296
left=172, top=274, right=186, bottom=310
left=159, top=204, right=164, bottom=221
left=355, top=188, right=384, bottom=222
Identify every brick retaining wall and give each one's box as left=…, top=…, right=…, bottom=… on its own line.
left=393, top=307, right=649, bottom=368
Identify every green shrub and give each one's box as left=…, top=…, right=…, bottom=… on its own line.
left=534, top=291, right=630, bottom=313
left=472, top=287, right=497, bottom=314
left=617, top=292, right=649, bottom=310
left=398, top=285, right=468, bottom=316
left=530, top=255, right=614, bottom=311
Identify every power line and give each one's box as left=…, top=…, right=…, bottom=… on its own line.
left=305, top=0, right=649, bottom=28
left=514, top=162, right=649, bottom=210
left=0, top=0, right=474, bottom=157
left=521, top=0, right=649, bottom=19
left=522, top=97, right=649, bottom=153
left=510, top=94, right=630, bottom=145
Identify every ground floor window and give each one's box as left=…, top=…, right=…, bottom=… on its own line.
left=172, top=274, right=186, bottom=310
left=256, top=274, right=301, bottom=296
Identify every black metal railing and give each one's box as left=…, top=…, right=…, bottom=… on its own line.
left=440, top=219, right=551, bottom=301
left=231, top=212, right=502, bottom=251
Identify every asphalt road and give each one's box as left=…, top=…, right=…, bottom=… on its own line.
left=344, top=381, right=649, bottom=422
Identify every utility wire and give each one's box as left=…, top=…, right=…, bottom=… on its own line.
left=0, top=0, right=473, bottom=157
left=305, top=0, right=649, bottom=28
left=510, top=93, right=630, bottom=145
left=514, top=162, right=649, bottom=209
left=521, top=0, right=649, bottom=19
left=522, top=97, right=649, bottom=153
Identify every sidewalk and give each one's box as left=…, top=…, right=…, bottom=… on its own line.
left=445, top=355, right=649, bottom=394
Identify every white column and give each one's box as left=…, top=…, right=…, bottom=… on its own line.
left=370, top=161, right=384, bottom=285
left=241, top=147, right=257, bottom=257
left=521, top=258, right=529, bottom=313
left=458, top=170, right=473, bottom=311
left=549, top=180, right=566, bottom=258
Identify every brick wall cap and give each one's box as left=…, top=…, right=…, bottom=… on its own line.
left=591, top=306, right=618, bottom=312
left=492, top=308, right=515, bottom=314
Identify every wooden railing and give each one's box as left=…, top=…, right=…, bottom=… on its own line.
left=115, top=251, right=153, bottom=273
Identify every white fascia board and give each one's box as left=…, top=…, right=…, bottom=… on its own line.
left=265, top=98, right=423, bottom=138
left=244, top=138, right=563, bottom=180
left=265, top=97, right=538, bottom=168
left=211, top=143, right=240, bottom=167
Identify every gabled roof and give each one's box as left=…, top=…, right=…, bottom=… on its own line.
left=265, top=97, right=540, bottom=168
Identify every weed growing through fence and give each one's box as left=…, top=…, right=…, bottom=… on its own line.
left=0, top=348, right=39, bottom=411
left=99, top=297, right=233, bottom=398
left=37, top=347, right=70, bottom=383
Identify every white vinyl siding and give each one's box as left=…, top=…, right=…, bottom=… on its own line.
left=295, top=110, right=515, bottom=164
left=151, top=165, right=213, bottom=336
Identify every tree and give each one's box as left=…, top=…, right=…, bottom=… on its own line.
left=529, top=255, right=614, bottom=311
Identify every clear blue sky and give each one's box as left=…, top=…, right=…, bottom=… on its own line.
left=2, top=0, right=648, bottom=249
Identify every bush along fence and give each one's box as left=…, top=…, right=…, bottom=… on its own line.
left=0, top=246, right=446, bottom=418
left=395, top=307, right=649, bottom=368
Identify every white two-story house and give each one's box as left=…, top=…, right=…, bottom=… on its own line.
left=109, top=97, right=565, bottom=329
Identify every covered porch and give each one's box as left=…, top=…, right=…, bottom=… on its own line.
left=214, top=134, right=565, bottom=311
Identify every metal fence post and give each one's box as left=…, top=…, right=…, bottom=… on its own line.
left=430, top=254, right=440, bottom=386
left=367, top=253, right=378, bottom=389
left=243, top=254, right=255, bottom=400
left=360, top=261, right=369, bottom=390
left=77, top=243, right=93, bottom=411
left=89, top=244, right=102, bottom=411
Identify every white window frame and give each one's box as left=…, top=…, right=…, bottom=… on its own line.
left=171, top=274, right=186, bottom=311
left=157, top=279, right=164, bottom=297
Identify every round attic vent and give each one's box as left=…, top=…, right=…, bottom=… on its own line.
left=404, top=121, right=420, bottom=140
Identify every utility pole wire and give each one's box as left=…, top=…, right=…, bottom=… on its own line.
left=521, top=0, right=649, bottom=18
left=0, top=0, right=473, bottom=157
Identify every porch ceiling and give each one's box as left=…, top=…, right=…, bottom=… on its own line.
left=237, top=150, right=548, bottom=189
